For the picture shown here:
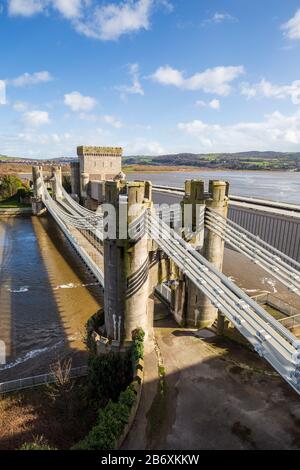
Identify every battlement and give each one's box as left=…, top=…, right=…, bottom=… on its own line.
left=77, top=146, right=123, bottom=157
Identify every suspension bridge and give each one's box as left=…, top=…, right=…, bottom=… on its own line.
left=32, top=166, right=300, bottom=396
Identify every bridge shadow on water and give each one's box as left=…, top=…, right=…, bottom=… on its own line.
left=0, top=214, right=103, bottom=382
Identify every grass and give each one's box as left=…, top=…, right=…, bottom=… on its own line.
left=0, top=200, right=31, bottom=209
left=263, top=304, right=285, bottom=320
left=0, top=195, right=31, bottom=209
left=123, top=164, right=200, bottom=173
left=0, top=378, right=98, bottom=450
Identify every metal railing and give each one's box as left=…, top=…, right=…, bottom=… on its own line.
left=0, top=365, right=88, bottom=394
left=205, top=207, right=300, bottom=295
left=155, top=283, right=172, bottom=304
left=279, top=314, right=300, bottom=331
left=40, top=178, right=105, bottom=286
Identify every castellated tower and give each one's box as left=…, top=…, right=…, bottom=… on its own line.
left=71, top=146, right=123, bottom=205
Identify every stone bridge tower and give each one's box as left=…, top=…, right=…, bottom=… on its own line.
left=71, top=146, right=123, bottom=207
left=103, top=180, right=153, bottom=343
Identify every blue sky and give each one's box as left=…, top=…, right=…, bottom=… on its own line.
left=1, top=0, right=300, bottom=158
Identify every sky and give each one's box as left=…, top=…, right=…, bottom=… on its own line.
left=1, top=0, right=300, bottom=158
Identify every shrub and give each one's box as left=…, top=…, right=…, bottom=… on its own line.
left=131, top=328, right=145, bottom=363
left=0, top=175, right=23, bottom=200
left=72, top=386, right=136, bottom=450
left=17, top=186, right=31, bottom=201
left=73, top=328, right=144, bottom=450
left=87, top=353, right=132, bottom=404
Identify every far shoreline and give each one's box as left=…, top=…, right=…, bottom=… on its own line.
left=123, top=165, right=297, bottom=174
left=0, top=164, right=297, bottom=177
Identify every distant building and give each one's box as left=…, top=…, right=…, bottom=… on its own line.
left=70, top=146, right=124, bottom=208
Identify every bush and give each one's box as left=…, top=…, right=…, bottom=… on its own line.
left=17, top=186, right=32, bottom=201
left=87, top=353, right=132, bottom=404
left=72, top=386, right=136, bottom=450
left=131, top=328, right=145, bottom=363
left=0, top=175, right=23, bottom=200
left=73, top=329, right=144, bottom=450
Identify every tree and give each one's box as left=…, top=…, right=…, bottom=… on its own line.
left=0, top=175, right=23, bottom=200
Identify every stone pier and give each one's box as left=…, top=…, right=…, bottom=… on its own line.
left=183, top=179, right=229, bottom=328
left=103, top=180, right=153, bottom=344
left=31, top=166, right=45, bottom=215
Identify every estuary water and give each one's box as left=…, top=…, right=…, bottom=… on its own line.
left=127, top=170, right=300, bottom=205
left=0, top=215, right=102, bottom=382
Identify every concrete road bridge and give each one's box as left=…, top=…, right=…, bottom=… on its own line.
left=32, top=165, right=300, bottom=396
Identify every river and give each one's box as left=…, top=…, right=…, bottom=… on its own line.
left=127, top=170, right=300, bottom=205
left=0, top=215, right=102, bottom=382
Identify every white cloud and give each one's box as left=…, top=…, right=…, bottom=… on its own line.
left=74, top=0, right=152, bottom=41
left=0, top=80, right=6, bottom=105
left=116, top=63, right=144, bottom=99
left=8, top=0, right=84, bottom=18
left=151, top=65, right=244, bottom=95
left=178, top=109, right=300, bottom=152
left=52, top=0, right=84, bottom=19
left=64, top=91, right=97, bottom=112
left=22, top=110, right=50, bottom=127
left=78, top=112, right=98, bottom=122
left=8, top=0, right=171, bottom=41
left=151, top=65, right=183, bottom=86
left=17, top=131, right=71, bottom=145
left=209, top=99, right=220, bottom=110
left=201, top=11, right=238, bottom=27
left=8, top=0, right=47, bottom=16
left=13, top=101, right=29, bottom=112
left=281, top=9, right=300, bottom=40
left=102, top=114, right=123, bottom=128
left=211, top=12, right=237, bottom=24
left=196, top=98, right=220, bottom=109
left=195, top=100, right=206, bottom=107
left=124, top=138, right=165, bottom=155
left=241, top=79, right=300, bottom=104
left=8, top=71, right=53, bottom=87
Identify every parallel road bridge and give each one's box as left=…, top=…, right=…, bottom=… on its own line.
left=152, top=184, right=300, bottom=263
